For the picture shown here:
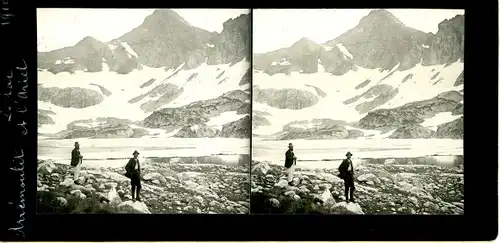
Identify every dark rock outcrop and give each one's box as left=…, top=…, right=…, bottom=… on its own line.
left=304, top=84, right=327, bottom=98
left=239, top=68, right=251, bottom=85
left=38, top=86, right=104, bottom=108
left=253, top=87, right=319, bottom=110
left=143, top=90, right=249, bottom=129
left=53, top=117, right=148, bottom=139
left=347, top=129, right=365, bottom=139
left=277, top=119, right=351, bottom=140
left=423, top=15, right=464, bottom=66
left=355, top=79, right=371, bottom=90
left=435, top=116, right=463, bottom=139
left=128, top=83, right=184, bottom=113
left=454, top=71, right=463, bottom=86
left=38, top=109, right=56, bottom=128
left=174, top=125, right=219, bottom=138
left=89, top=83, right=112, bottom=96
left=207, top=13, right=251, bottom=65
left=355, top=88, right=399, bottom=114
left=218, top=115, right=251, bottom=138
left=344, top=84, right=399, bottom=114
left=252, top=114, right=272, bottom=129
left=358, top=91, right=463, bottom=129
left=388, top=124, right=435, bottom=139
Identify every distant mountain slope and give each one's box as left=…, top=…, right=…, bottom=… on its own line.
left=253, top=10, right=464, bottom=140
left=38, top=10, right=251, bottom=139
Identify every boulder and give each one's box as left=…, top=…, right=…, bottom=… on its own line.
left=38, top=160, right=57, bottom=174
left=108, top=187, right=122, bottom=206
left=55, top=197, right=68, bottom=207
left=156, top=167, right=177, bottom=177
left=252, top=162, right=271, bottom=176
left=60, top=178, right=74, bottom=187
left=275, top=179, right=289, bottom=188
left=269, top=198, right=280, bottom=208
left=118, top=201, right=151, bottom=214
left=331, top=202, right=365, bottom=215
left=320, top=190, right=336, bottom=207
left=143, top=172, right=167, bottom=184
left=357, top=173, right=381, bottom=185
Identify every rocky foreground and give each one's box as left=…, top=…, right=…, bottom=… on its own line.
left=37, top=159, right=250, bottom=214
left=251, top=160, right=464, bottom=215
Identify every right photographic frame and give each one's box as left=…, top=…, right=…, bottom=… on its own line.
left=251, top=8, right=464, bottom=215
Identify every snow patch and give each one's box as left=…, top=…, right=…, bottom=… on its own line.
left=323, top=45, right=333, bottom=52
left=206, top=111, right=247, bottom=131
left=252, top=60, right=463, bottom=136
left=206, top=43, right=215, bottom=48
left=422, top=44, right=430, bottom=48
left=271, top=58, right=291, bottom=66
left=421, top=112, right=462, bottom=128
left=120, top=42, right=138, bottom=58
left=37, top=56, right=250, bottom=135
left=55, top=58, right=75, bottom=65
left=336, top=43, right=353, bottom=59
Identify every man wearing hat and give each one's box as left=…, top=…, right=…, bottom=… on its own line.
left=284, top=143, right=297, bottom=185
left=70, top=142, right=83, bottom=181
left=338, top=151, right=356, bottom=202
left=125, top=150, right=142, bottom=201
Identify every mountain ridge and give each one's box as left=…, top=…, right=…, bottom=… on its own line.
left=38, top=10, right=251, bottom=139
left=252, top=10, right=464, bottom=140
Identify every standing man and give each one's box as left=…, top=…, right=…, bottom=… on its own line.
left=284, top=143, right=297, bottom=186
left=71, top=142, right=83, bottom=181
left=125, top=150, right=142, bottom=201
left=338, top=151, right=356, bottom=202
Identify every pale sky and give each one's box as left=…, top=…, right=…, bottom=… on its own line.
left=253, top=9, right=465, bottom=54
left=37, top=8, right=250, bottom=52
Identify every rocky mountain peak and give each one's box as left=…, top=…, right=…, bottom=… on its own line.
left=144, top=9, right=191, bottom=28
left=207, top=13, right=250, bottom=65
left=423, top=14, right=464, bottom=66
left=291, top=37, right=319, bottom=50
left=437, top=14, right=464, bottom=32
left=222, top=13, right=249, bottom=31
left=75, top=36, right=106, bottom=49
left=359, top=9, right=405, bottom=28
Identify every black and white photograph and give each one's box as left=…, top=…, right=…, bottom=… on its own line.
left=36, top=8, right=251, bottom=214
left=251, top=9, right=464, bottom=215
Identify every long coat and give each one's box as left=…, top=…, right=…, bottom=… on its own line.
left=338, top=158, right=354, bottom=179
left=284, top=150, right=296, bottom=168
left=125, top=158, right=141, bottom=178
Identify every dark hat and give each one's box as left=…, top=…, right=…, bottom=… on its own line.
left=75, top=141, right=79, bottom=145
left=288, top=143, right=293, bottom=147
left=133, top=150, right=140, bottom=155
left=346, top=151, right=353, bottom=157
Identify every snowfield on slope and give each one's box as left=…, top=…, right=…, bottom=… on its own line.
left=252, top=60, right=464, bottom=135
left=38, top=59, right=250, bottom=134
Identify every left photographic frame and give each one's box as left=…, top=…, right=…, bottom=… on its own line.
left=36, top=8, right=251, bottom=215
